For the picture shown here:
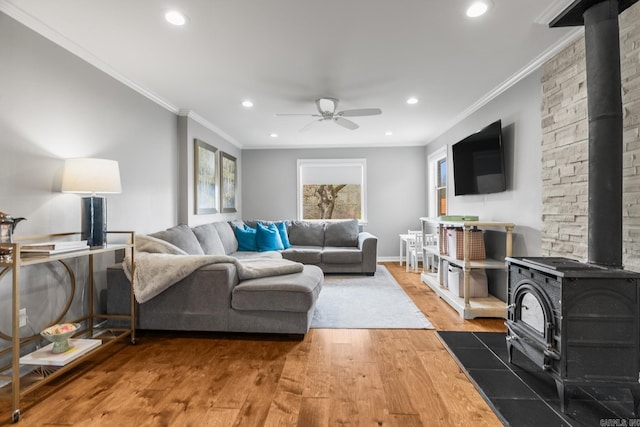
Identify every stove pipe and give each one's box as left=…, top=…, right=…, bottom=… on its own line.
left=551, top=0, right=638, bottom=268
left=585, top=1, right=623, bottom=268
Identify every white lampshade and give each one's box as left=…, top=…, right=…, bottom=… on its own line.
left=61, top=158, right=122, bottom=194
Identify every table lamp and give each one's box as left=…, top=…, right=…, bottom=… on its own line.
left=61, top=158, right=122, bottom=247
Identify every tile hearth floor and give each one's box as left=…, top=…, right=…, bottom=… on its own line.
left=438, top=331, right=639, bottom=426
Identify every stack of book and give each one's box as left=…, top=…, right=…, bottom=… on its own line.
left=20, top=240, right=90, bottom=257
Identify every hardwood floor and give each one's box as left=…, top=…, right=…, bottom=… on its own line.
left=1, top=262, right=506, bottom=426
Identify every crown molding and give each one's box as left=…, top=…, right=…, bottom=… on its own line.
left=535, top=0, right=577, bottom=25
left=432, top=26, right=583, bottom=144
left=0, top=1, right=181, bottom=115
left=178, top=110, right=242, bottom=149
left=0, top=1, right=244, bottom=147
left=2, top=0, right=585, bottom=152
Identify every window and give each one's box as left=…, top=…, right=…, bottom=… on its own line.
left=297, top=159, right=367, bottom=222
left=428, top=147, right=447, bottom=218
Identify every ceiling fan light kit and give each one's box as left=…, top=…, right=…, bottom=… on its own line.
left=317, top=97, right=338, bottom=114
left=276, top=97, right=382, bottom=132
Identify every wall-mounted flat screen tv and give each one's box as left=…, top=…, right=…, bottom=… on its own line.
left=452, top=119, right=506, bottom=196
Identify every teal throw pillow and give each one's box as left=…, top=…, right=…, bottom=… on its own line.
left=256, top=222, right=284, bottom=251
left=235, top=225, right=258, bottom=251
left=275, top=221, right=291, bottom=249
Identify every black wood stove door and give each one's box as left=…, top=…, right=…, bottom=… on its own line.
left=506, top=272, right=561, bottom=373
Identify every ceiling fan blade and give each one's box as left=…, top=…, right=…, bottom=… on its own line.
left=338, top=108, right=382, bottom=117
left=275, top=113, right=321, bottom=117
left=334, top=117, right=359, bottom=130
left=300, top=119, right=323, bottom=132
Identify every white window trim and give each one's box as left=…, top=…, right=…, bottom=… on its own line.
left=427, top=146, right=447, bottom=218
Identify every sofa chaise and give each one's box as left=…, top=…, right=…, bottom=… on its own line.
left=107, top=219, right=377, bottom=334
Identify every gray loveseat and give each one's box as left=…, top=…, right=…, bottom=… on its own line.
left=107, top=219, right=377, bottom=334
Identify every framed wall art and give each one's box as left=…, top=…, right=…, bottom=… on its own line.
left=220, top=151, right=237, bottom=213
left=194, top=138, right=218, bottom=214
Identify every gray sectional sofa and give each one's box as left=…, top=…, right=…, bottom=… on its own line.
left=255, top=219, right=378, bottom=275
left=107, top=219, right=377, bottom=334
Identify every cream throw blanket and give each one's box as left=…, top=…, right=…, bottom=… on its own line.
left=123, top=235, right=303, bottom=303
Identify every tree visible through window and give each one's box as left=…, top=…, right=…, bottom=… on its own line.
left=297, top=159, right=367, bottom=221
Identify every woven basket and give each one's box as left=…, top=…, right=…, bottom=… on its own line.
left=446, top=228, right=486, bottom=260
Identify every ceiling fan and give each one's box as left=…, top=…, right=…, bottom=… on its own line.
left=276, top=97, right=382, bottom=131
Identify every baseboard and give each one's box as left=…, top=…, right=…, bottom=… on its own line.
left=377, top=256, right=401, bottom=262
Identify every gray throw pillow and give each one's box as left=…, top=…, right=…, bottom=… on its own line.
left=324, top=219, right=359, bottom=247
left=191, top=223, right=226, bottom=255
left=213, top=221, right=239, bottom=254
left=288, top=221, right=325, bottom=246
left=149, top=224, right=205, bottom=255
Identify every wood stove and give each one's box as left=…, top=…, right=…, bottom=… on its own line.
left=506, top=256, right=640, bottom=413
left=503, top=0, right=640, bottom=416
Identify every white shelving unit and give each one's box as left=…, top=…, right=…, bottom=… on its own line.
left=420, top=217, right=514, bottom=319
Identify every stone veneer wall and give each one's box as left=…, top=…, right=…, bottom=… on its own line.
left=541, top=3, right=640, bottom=270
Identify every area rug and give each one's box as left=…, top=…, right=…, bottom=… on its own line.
left=310, top=265, right=433, bottom=329
left=438, top=331, right=638, bottom=426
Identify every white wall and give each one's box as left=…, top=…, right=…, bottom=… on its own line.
left=426, top=69, right=544, bottom=259
left=242, top=146, right=427, bottom=258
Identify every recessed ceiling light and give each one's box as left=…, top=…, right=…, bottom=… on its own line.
left=270, top=133, right=278, bottom=138
left=466, top=1, right=490, bottom=18
left=242, top=100, right=254, bottom=108
left=406, top=97, right=419, bottom=105
left=385, top=131, right=393, bottom=136
left=165, top=10, right=187, bottom=26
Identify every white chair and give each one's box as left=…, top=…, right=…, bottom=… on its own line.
left=406, top=230, right=423, bottom=272
left=407, top=231, right=438, bottom=273
left=423, top=233, right=438, bottom=272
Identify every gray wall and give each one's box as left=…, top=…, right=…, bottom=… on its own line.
left=424, top=70, right=543, bottom=301
left=0, top=13, right=179, bottom=237
left=178, top=115, right=242, bottom=226
left=242, top=146, right=426, bottom=259
left=0, top=13, right=177, bottom=362
left=426, top=69, right=544, bottom=259
left=0, top=13, right=173, bottom=359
